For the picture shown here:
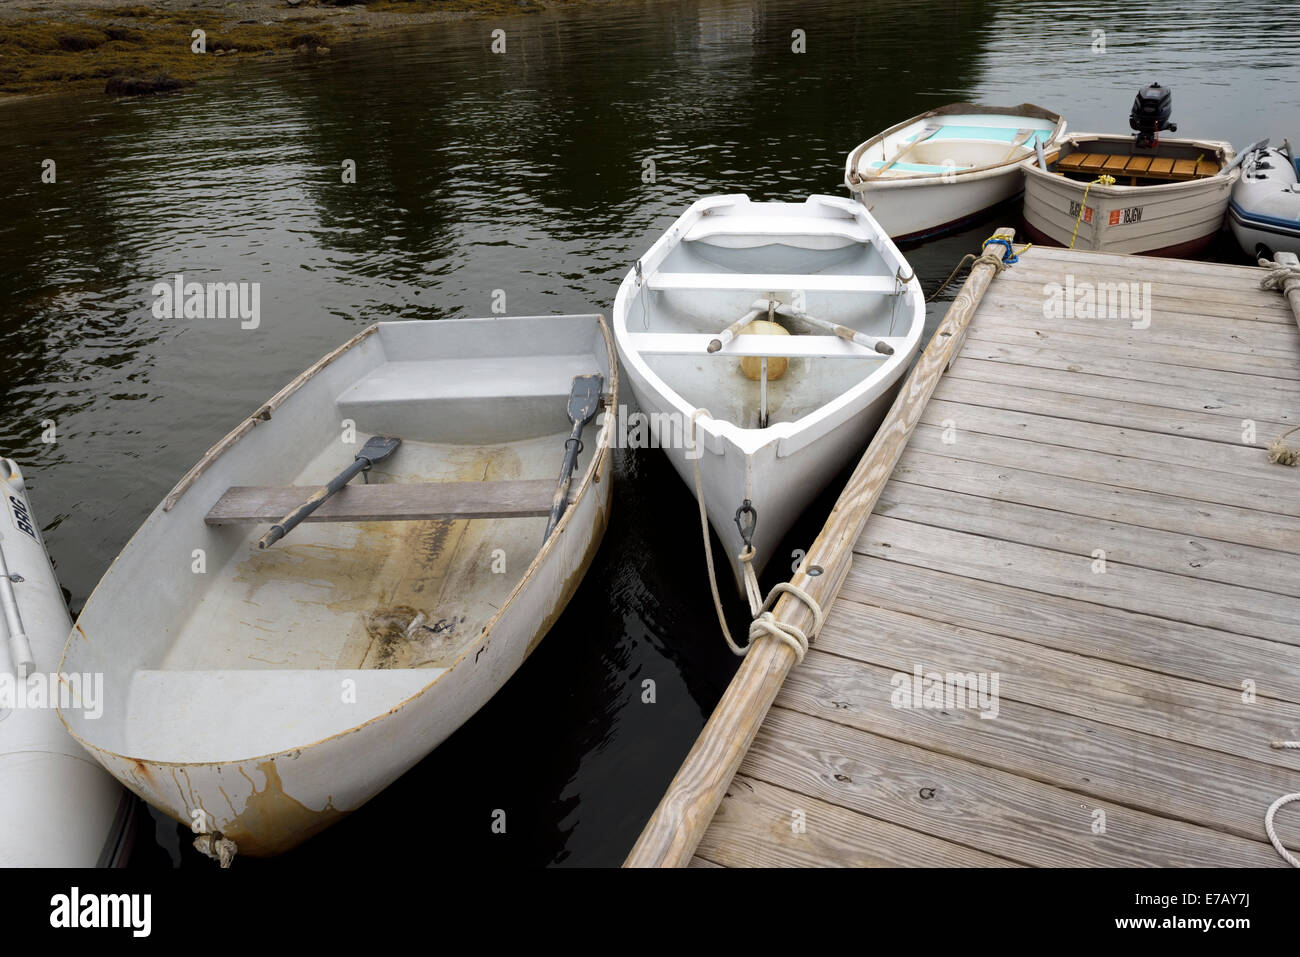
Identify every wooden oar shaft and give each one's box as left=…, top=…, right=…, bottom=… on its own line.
left=772, top=304, right=894, bottom=355
left=623, top=228, right=1017, bottom=868
left=707, top=307, right=765, bottom=353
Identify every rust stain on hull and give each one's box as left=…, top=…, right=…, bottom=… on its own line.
left=217, top=761, right=346, bottom=857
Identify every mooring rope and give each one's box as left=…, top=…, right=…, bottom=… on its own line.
left=688, top=409, right=824, bottom=663
left=194, top=833, right=237, bottom=868
left=1256, top=258, right=1300, bottom=466
left=1068, top=174, right=1115, bottom=250
left=926, top=236, right=1030, bottom=303
left=1267, top=740, right=1300, bottom=867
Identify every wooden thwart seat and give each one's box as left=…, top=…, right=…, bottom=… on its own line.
left=1056, top=151, right=1221, bottom=182
left=206, top=479, right=572, bottom=525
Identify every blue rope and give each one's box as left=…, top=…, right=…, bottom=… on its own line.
left=982, top=237, right=1019, bottom=264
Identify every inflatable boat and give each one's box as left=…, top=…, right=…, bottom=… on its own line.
left=1, top=459, right=134, bottom=866
left=1228, top=140, right=1300, bottom=260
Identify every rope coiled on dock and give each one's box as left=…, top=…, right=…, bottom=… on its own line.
left=688, top=410, right=823, bottom=663
left=1267, top=740, right=1300, bottom=867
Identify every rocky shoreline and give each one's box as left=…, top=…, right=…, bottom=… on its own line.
left=0, top=0, right=597, bottom=102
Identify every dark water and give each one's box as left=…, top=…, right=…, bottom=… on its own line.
left=1, top=0, right=1297, bottom=867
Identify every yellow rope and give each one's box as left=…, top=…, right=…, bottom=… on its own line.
left=1068, top=174, right=1116, bottom=249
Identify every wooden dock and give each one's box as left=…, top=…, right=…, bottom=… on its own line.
left=630, top=238, right=1300, bottom=867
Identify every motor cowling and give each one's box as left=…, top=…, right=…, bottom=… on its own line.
left=1129, top=82, right=1176, bottom=149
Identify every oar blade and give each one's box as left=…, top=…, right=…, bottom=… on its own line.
left=567, top=374, right=604, bottom=426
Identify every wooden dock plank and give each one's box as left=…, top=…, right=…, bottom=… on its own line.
left=955, top=339, right=1300, bottom=402
left=839, top=557, right=1300, bottom=703
left=877, top=480, right=1300, bottom=597
left=740, top=707, right=1289, bottom=867
left=855, top=515, right=1300, bottom=645
left=963, top=323, right=1300, bottom=381
left=891, top=448, right=1300, bottom=554
left=920, top=398, right=1287, bottom=481
left=904, top=426, right=1300, bottom=520
left=694, top=774, right=1016, bottom=867
left=778, top=653, right=1300, bottom=850
left=814, top=599, right=1300, bottom=768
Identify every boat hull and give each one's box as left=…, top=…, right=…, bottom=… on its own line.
left=0, top=460, right=133, bottom=867
left=1022, top=134, right=1238, bottom=256
left=852, top=165, right=1029, bottom=242
left=1228, top=147, right=1300, bottom=259
left=622, top=359, right=900, bottom=591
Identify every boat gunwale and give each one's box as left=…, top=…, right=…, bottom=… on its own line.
left=1024, top=132, right=1240, bottom=195
left=844, top=102, right=1067, bottom=191
left=56, top=314, right=619, bottom=771
left=612, top=194, right=924, bottom=458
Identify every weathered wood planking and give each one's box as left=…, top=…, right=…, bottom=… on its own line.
left=205, top=480, right=570, bottom=524
left=641, top=243, right=1300, bottom=867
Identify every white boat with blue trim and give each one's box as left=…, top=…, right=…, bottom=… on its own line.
left=1229, top=139, right=1300, bottom=259
left=844, top=103, right=1066, bottom=241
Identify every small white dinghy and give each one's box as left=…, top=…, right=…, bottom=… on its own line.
left=58, top=315, right=616, bottom=859
left=613, top=195, right=923, bottom=605
left=1, top=460, right=134, bottom=866
left=844, top=103, right=1066, bottom=241
left=1228, top=140, right=1300, bottom=259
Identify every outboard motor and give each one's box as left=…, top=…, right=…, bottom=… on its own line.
left=1130, top=82, right=1176, bottom=149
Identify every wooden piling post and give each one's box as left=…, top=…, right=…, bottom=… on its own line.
left=624, top=228, right=1018, bottom=868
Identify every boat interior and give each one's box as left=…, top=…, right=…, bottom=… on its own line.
left=626, top=216, right=913, bottom=431
left=860, top=113, right=1061, bottom=179
left=63, top=318, right=611, bottom=762
left=1045, top=136, right=1226, bottom=186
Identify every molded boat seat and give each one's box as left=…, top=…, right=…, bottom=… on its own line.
left=927, top=125, right=1051, bottom=144
left=684, top=215, right=872, bottom=245
left=645, top=273, right=899, bottom=294
left=336, top=355, right=601, bottom=443
left=123, top=668, right=442, bottom=763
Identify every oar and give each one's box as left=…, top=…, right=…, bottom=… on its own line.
left=1035, top=136, right=1048, bottom=171
left=771, top=303, right=895, bottom=355
left=544, top=374, right=604, bottom=541
left=257, top=435, right=402, bottom=549
left=867, top=124, right=942, bottom=179
left=1221, top=138, right=1269, bottom=175
left=999, top=128, right=1034, bottom=163
left=707, top=306, right=766, bottom=353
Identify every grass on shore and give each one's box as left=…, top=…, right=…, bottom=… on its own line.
left=0, top=0, right=546, bottom=100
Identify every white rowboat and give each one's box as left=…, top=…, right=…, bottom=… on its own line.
left=1, top=459, right=134, bottom=866
left=613, top=195, right=923, bottom=596
left=1022, top=132, right=1238, bottom=256
left=58, top=315, right=616, bottom=858
left=845, top=103, right=1066, bottom=241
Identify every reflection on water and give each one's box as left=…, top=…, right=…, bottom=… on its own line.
left=0, top=0, right=1297, bottom=866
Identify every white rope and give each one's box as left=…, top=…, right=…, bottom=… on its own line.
left=193, top=832, right=237, bottom=868
left=689, top=409, right=751, bottom=657
left=1267, top=740, right=1300, bottom=867
left=747, top=581, right=825, bottom=664
left=1257, top=258, right=1300, bottom=293
left=688, top=410, right=824, bottom=663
